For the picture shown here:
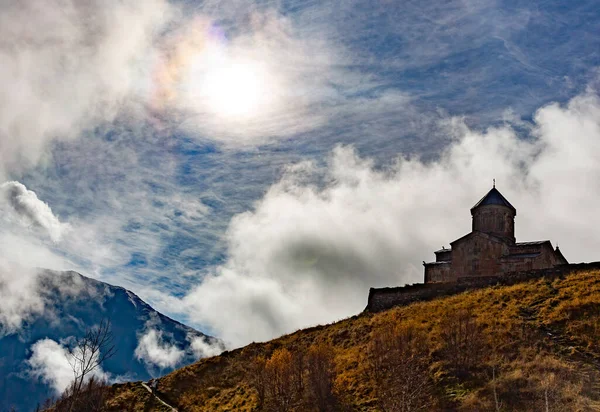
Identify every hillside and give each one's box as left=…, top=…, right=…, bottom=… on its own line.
left=102, top=269, right=600, bottom=411
left=0, top=270, right=221, bottom=412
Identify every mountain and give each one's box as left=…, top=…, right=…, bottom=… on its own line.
left=0, top=270, right=222, bottom=412
left=101, top=268, right=600, bottom=411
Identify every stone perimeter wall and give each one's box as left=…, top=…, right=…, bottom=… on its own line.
left=366, top=262, right=600, bottom=313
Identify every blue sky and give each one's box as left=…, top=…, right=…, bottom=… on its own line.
left=2, top=0, right=600, bottom=346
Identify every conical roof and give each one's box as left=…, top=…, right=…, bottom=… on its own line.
left=471, top=187, right=516, bottom=213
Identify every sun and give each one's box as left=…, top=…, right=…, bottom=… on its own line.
left=184, top=48, right=272, bottom=120
left=202, top=62, right=267, bottom=118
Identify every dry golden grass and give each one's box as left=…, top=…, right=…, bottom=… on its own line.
left=103, top=269, right=600, bottom=411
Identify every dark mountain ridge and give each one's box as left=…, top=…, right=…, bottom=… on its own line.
left=0, top=270, right=222, bottom=412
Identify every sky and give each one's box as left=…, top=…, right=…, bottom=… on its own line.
left=1, top=0, right=600, bottom=347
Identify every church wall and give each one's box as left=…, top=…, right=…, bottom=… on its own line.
left=435, top=250, right=452, bottom=262
left=472, top=205, right=515, bottom=242
left=501, top=256, right=536, bottom=272
left=452, top=234, right=509, bottom=278
left=425, top=263, right=452, bottom=283
left=370, top=262, right=600, bottom=312
left=509, top=245, right=542, bottom=255
left=501, top=244, right=564, bottom=273
left=539, top=243, right=566, bottom=267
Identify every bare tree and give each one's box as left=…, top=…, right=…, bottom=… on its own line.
left=305, top=343, right=338, bottom=412
left=251, top=346, right=338, bottom=411
left=438, top=308, right=485, bottom=376
left=292, top=349, right=305, bottom=396
left=51, top=376, right=110, bottom=412
left=249, top=356, right=268, bottom=409
left=264, top=348, right=298, bottom=411
left=61, top=319, right=116, bottom=411
left=539, top=372, right=564, bottom=412
left=491, top=364, right=503, bottom=412
left=369, top=322, right=433, bottom=412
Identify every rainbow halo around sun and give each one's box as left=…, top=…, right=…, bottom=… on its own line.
left=151, top=19, right=280, bottom=127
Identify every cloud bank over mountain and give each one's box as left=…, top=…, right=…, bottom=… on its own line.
left=0, top=264, right=94, bottom=336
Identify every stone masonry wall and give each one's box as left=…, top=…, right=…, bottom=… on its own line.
left=366, top=262, right=600, bottom=313
left=472, top=204, right=515, bottom=242
left=424, top=263, right=452, bottom=283
left=452, top=233, right=508, bottom=278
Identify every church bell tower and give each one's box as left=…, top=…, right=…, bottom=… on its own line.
left=470, top=184, right=516, bottom=244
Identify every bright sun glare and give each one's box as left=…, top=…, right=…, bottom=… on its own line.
left=186, top=49, right=271, bottom=119
left=203, top=63, right=266, bottom=117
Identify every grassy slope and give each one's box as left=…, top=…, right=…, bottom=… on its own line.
left=104, top=269, right=600, bottom=411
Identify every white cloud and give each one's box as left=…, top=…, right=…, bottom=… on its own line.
left=0, top=0, right=173, bottom=177
left=166, top=9, right=349, bottom=146
left=134, top=329, right=184, bottom=369
left=0, top=263, right=45, bottom=336
left=147, top=90, right=600, bottom=347
left=0, top=181, right=109, bottom=336
left=0, top=264, right=94, bottom=336
left=0, top=181, right=69, bottom=242
left=187, top=334, right=224, bottom=359
left=0, top=234, right=68, bottom=271
left=0, top=0, right=383, bottom=171
left=27, top=338, right=107, bottom=394
left=27, top=339, right=74, bottom=394
left=0, top=178, right=139, bottom=291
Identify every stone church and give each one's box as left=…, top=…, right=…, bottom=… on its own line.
left=424, top=185, right=568, bottom=283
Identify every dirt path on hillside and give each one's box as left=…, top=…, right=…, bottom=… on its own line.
left=141, top=381, right=178, bottom=411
